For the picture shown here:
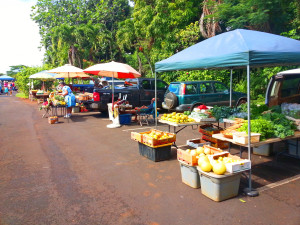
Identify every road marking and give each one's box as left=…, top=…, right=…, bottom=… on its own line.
left=257, top=174, right=300, bottom=192
left=122, top=125, right=167, bottom=132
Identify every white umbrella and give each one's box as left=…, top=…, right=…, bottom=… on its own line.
left=48, top=64, right=90, bottom=79
left=29, top=70, right=56, bottom=91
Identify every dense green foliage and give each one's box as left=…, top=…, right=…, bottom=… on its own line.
left=12, top=0, right=300, bottom=99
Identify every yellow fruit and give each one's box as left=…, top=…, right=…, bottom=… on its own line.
left=186, top=149, right=191, bottom=153
left=190, top=150, right=197, bottom=156
left=196, top=147, right=204, bottom=154
left=212, top=162, right=226, bottom=175
left=200, top=161, right=212, bottom=172
left=198, top=155, right=210, bottom=166
left=204, top=148, right=211, bottom=155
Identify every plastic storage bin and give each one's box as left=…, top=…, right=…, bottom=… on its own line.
left=119, top=114, right=132, bottom=125
left=179, top=160, right=200, bottom=188
left=197, top=167, right=241, bottom=202
left=287, top=139, right=300, bottom=157
left=138, top=142, right=171, bottom=162
left=253, top=144, right=272, bottom=156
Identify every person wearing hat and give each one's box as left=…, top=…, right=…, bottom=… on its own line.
left=58, top=82, right=76, bottom=118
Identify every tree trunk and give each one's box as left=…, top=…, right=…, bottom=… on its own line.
left=137, top=52, right=142, bottom=74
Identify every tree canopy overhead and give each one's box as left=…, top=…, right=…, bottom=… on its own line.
left=29, top=0, right=300, bottom=96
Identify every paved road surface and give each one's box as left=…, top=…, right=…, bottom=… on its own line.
left=0, top=95, right=299, bottom=225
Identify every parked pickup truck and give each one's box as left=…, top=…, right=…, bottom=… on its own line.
left=265, top=69, right=300, bottom=107
left=83, top=78, right=168, bottom=113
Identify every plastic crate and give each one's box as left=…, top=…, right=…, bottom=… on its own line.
left=197, top=167, right=241, bottom=202
left=119, top=114, right=132, bottom=125
left=138, top=142, right=171, bottom=162
left=179, top=160, right=200, bottom=188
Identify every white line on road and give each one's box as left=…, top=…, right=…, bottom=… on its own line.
left=122, top=125, right=167, bottom=132
left=257, top=174, right=300, bottom=192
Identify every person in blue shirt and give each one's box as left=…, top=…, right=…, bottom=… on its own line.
left=59, top=82, right=76, bottom=118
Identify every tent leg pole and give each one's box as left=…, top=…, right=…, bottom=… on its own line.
left=155, top=72, right=157, bottom=128
left=230, top=69, right=232, bottom=107
left=244, top=65, right=259, bottom=197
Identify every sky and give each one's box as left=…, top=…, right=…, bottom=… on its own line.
left=0, top=0, right=44, bottom=74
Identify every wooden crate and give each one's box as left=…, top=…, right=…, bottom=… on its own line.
left=199, top=125, right=222, bottom=136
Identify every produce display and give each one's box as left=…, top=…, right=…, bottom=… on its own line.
left=209, top=103, right=297, bottom=140
left=177, top=145, right=223, bottom=166
left=160, top=112, right=195, bottom=124
left=220, top=118, right=244, bottom=138
left=178, top=145, right=250, bottom=175
left=237, top=112, right=296, bottom=140
left=50, top=93, right=66, bottom=106
left=131, top=129, right=176, bottom=147
left=188, top=111, right=216, bottom=122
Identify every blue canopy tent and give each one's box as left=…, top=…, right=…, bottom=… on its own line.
left=0, top=75, right=15, bottom=81
left=154, top=29, right=300, bottom=196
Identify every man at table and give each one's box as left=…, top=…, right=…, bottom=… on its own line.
left=59, top=82, right=76, bottom=118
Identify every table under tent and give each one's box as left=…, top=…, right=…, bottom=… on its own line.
left=154, top=29, right=300, bottom=196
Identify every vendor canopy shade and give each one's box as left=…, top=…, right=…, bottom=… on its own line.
left=48, top=64, right=90, bottom=78
left=0, top=75, right=15, bottom=81
left=29, top=70, right=56, bottom=80
left=84, top=61, right=141, bottom=78
left=155, top=29, right=300, bottom=72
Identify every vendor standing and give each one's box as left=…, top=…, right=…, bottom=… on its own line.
left=58, top=82, right=76, bottom=118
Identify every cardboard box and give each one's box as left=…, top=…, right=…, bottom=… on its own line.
left=186, top=138, right=210, bottom=148
left=209, top=153, right=251, bottom=173
left=233, top=132, right=260, bottom=145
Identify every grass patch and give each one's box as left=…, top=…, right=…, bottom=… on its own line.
left=16, top=92, right=28, bottom=99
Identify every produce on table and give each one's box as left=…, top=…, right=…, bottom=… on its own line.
left=221, top=118, right=244, bottom=138
left=161, top=112, right=195, bottom=123
left=237, top=112, right=296, bottom=140
left=189, top=111, right=210, bottom=120
left=281, top=103, right=300, bottom=119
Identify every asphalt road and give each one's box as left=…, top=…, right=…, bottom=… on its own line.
left=0, top=94, right=299, bottom=225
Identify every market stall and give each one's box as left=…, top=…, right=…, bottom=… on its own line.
left=28, top=71, right=56, bottom=102
left=154, top=29, right=300, bottom=197
left=84, top=61, right=141, bottom=128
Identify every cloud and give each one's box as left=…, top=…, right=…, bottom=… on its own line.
left=0, top=0, right=44, bottom=74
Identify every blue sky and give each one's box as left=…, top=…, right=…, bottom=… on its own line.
left=0, top=0, right=44, bottom=74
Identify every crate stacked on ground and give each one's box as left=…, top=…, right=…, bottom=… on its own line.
left=199, top=125, right=229, bottom=149
left=131, top=129, right=176, bottom=162
left=177, top=145, right=251, bottom=201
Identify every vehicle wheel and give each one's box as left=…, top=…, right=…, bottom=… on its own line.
left=237, top=99, right=247, bottom=107
left=164, top=92, right=178, bottom=109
